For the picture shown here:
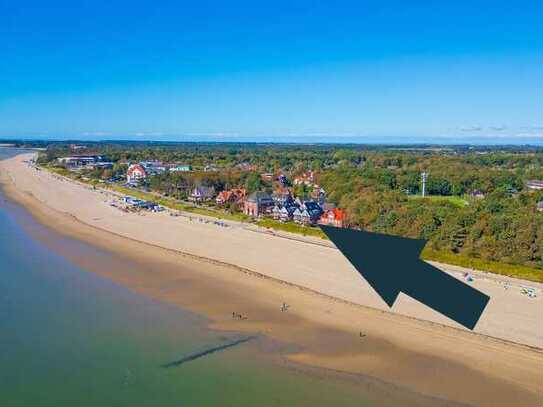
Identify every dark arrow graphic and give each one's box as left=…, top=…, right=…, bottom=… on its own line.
left=320, top=225, right=490, bottom=330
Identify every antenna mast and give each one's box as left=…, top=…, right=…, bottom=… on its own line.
left=421, top=172, right=427, bottom=197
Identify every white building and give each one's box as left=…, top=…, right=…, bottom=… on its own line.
left=127, top=164, right=147, bottom=184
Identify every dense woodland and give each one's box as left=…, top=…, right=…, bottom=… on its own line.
left=18, top=140, right=543, bottom=273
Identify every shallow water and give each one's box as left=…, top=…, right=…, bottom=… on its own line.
left=0, top=148, right=454, bottom=406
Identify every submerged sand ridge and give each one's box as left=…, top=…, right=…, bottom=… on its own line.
left=1, top=152, right=543, bottom=406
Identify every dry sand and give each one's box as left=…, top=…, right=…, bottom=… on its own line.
left=1, top=152, right=543, bottom=406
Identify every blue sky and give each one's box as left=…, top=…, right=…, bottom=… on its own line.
left=1, top=1, right=542, bottom=143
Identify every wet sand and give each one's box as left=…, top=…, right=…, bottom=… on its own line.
left=1, top=152, right=543, bottom=406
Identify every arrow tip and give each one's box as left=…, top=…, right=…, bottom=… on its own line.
left=321, top=225, right=406, bottom=307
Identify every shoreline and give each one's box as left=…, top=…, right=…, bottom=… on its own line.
left=5, top=175, right=543, bottom=354
left=2, top=152, right=543, bottom=406
left=3, top=152, right=543, bottom=345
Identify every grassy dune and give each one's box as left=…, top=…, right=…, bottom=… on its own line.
left=256, top=219, right=328, bottom=239
left=421, top=248, right=543, bottom=283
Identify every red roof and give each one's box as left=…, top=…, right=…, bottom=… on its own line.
left=232, top=188, right=246, bottom=197
left=321, top=208, right=345, bottom=221
left=333, top=208, right=345, bottom=220
left=216, top=191, right=233, bottom=201
left=216, top=188, right=246, bottom=202
left=127, top=164, right=146, bottom=176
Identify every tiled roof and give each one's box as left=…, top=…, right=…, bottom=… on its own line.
left=322, top=208, right=345, bottom=220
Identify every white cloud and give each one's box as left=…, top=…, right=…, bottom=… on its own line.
left=459, top=126, right=483, bottom=132
left=132, top=132, right=165, bottom=137
left=81, top=131, right=110, bottom=137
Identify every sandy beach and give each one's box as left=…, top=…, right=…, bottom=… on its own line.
left=2, top=152, right=543, bottom=406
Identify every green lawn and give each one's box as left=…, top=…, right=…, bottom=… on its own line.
left=256, top=219, right=328, bottom=239
left=408, top=195, right=468, bottom=207
left=46, top=166, right=72, bottom=177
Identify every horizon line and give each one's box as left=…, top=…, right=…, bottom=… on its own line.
left=3, top=137, right=543, bottom=148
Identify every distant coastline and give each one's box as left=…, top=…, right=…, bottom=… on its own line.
left=2, top=136, right=543, bottom=147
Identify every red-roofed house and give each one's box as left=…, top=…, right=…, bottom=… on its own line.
left=216, top=188, right=246, bottom=205
left=216, top=191, right=233, bottom=205
left=127, top=164, right=147, bottom=184
left=319, top=208, right=346, bottom=228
